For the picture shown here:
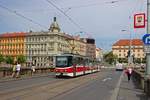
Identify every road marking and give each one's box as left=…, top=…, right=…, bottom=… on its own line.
left=102, top=77, right=112, bottom=82
left=110, top=72, right=123, bottom=100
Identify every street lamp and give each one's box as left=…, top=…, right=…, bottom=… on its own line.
left=121, top=29, right=133, bottom=64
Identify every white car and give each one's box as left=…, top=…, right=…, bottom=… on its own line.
left=116, top=63, right=123, bottom=71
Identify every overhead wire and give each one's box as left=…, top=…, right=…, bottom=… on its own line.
left=46, top=0, right=83, bottom=31
left=0, top=3, right=47, bottom=29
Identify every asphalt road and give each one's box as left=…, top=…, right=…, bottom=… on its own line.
left=0, top=68, right=123, bottom=100
left=0, top=73, right=58, bottom=93
left=52, top=69, right=122, bottom=100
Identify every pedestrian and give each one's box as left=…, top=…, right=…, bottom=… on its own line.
left=125, top=65, right=133, bottom=82
left=31, top=63, right=35, bottom=76
left=12, top=62, right=16, bottom=78
left=16, top=62, right=21, bottom=78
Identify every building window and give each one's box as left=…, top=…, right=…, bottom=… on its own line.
left=119, top=54, right=121, bottom=57
left=124, top=54, right=126, bottom=56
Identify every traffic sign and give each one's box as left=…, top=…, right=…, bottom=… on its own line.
left=142, top=34, right=150, bottom=45
left=144, top=45, right=150, bottom=53
left=134, top=13, right=145, bottom=28
left=143, top=34, right=150, bottom=53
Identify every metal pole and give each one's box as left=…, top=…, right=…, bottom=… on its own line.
left=146, top=0, right=150, bottom=75
left=128, top=31, right=132, bottom=64
left=128, top=16, right=133, bottom=65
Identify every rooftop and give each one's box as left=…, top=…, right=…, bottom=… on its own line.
left=113, top=39, right=144, bottom=46
left=0, top=32, right=26, bottom=38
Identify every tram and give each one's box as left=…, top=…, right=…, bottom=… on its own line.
left=55, top=53, right=100, bottom=77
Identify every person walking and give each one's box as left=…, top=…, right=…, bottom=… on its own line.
left=12, top=62, right=16, bottom=78
left=16, top=62, right=21, bottom=78
left=31, top=63, right=35, bottom=76
left=126, top=66, right=133, bottom=82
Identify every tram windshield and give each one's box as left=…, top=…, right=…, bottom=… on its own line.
left=56, top=56, right=72, bottom=67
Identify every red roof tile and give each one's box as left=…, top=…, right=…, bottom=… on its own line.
left=0, top=32, right=26, bottom=38
left=113, top=39, right=144, bottom=46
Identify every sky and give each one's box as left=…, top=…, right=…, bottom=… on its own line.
left=0, top=0, right=147, bottom=51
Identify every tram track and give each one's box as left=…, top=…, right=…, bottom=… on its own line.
left=0, top=70, right=110, bottom=100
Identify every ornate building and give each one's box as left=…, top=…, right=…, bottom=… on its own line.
left=26, top=17, right=72, bottom=67
left=0, top=17, right=97, bottom=67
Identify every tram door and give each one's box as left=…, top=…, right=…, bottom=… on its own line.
left=72, top=56, right=77, bottom=77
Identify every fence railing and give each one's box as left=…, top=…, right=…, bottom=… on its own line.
left=0, top=67, right=55, bottom=78
left=133, top=69, right=150, bottom=97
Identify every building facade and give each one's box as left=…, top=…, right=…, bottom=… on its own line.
left=82, top=38, right=96, bottom=59
left=112, top=39, right=145, bottom=62
left=26, top=17, right=73, bottom=67
left=0, top=32, right=26, bottom=59
left=96, top=48, right=103, bottom=62
left=0, top=17, right=97, bottom=67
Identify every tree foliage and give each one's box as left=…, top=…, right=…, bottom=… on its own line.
left=17, top=55, right=26, bottom=64
left=134, top=58, right=142, bottom=64
left=5, top=56, right=14, bottom=64
left=118, top=58, right=128, bottom=63
left=103, top=51, right=118, bottom=64
left=0, top=54, right=4, bottom=63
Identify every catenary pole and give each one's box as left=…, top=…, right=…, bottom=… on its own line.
left=146, top=0, right=150, bottom=75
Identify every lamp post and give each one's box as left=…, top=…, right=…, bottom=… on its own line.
left=121, top=29, right=133, bottom=65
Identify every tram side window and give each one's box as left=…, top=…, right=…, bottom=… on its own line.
left=73, top=57, right=84, bottom=66
left=73, top=57, right=78, bottom=65
left=68, top=56, right=73, bottom=66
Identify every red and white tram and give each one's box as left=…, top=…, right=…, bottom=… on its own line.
left=55, top=53, right=100, bottom=77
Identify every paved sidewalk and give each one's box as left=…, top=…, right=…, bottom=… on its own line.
left=117, top=73, right=149, bottom=100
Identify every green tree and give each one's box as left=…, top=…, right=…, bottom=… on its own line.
left=104, top=51, right=118, bottom=64
left=135, top=58, right=142, bottom=64
left=5, top=56, right=14, bottom=64
left=0, top=54, right=4, bottom=63
left=17, top=55, right=26, bottom=64
left=118, top=58, right=128, bottom=63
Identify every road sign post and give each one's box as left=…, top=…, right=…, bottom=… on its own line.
left=146, top=0, right=150, bottom=76
left=143, top=34, right=150, bottom=75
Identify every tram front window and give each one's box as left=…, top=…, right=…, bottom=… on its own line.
left=56, top=57, right=68, bottom=67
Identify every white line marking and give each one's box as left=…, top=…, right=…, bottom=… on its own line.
left=110, top=72, right=124, bottom=100
left=102, top=77, right=112, bottom=82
